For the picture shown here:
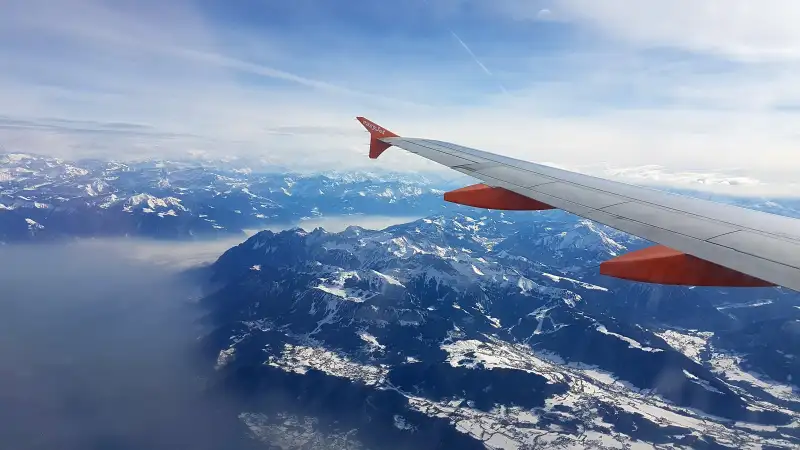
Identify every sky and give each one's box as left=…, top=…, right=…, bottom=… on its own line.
left=2, top=0, right=800, bottom=195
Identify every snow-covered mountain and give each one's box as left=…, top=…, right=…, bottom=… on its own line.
left=0, top=153, right=453, bottom=241
left=202, top=212, right=800, bottom=449
left=5, top=151, right=800, bottom=447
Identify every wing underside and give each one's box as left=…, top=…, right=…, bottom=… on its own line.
left=356, top=116, right=800, bottom=292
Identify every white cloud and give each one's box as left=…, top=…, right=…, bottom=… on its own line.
left=0, top=0, right=799, bottom=197
left=535, top=9, right=552, bottom=20
left=509, top=0, right=800, bottom=61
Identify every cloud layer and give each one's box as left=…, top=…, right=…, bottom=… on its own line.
left=1, top=0, right=799, bottom=195
left=0, top=239, right=251, bottom=449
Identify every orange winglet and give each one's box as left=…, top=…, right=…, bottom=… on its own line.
left=444, top=183, right=555, bottom=211
left=600, top=245, right=775, bottom=287
left=356, top=116, right=399, bottom=159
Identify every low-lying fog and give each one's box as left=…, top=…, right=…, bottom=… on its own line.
left=0, top=215, right=418, bottom=449
left=127, top=214, right=422, bottom=269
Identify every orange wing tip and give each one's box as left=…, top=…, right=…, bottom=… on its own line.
left=356, top=116, right=398, bottom=159
left=600, top=245, right=775, bottom=287
left=356, top=116, right=398, bottom=138
left=444, top=183, right=555, bottom=211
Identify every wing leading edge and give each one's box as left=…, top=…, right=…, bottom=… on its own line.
left=356, top=116, right=800, bottom=292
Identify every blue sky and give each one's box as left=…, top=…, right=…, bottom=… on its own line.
left=2, top=0, right=800, bottom=195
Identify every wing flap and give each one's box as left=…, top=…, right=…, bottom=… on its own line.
left=600, top=245, right=775, bottom=287
left=444, top=183, right=555, bottom=211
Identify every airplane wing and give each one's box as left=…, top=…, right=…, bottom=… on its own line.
left=356, top=116, right=800, bottom=292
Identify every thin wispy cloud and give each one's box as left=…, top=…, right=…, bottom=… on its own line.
left=0, top=0, right=798, bottom=195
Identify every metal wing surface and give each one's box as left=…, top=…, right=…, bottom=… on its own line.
left=356, top=116, right=800, bottom=292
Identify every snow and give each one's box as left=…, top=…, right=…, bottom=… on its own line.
left=717, top=299, right=774, bottom=310
left=314, top=284, right=366, bottom=302
left=709, top=350, right=800, bottom=403
left=377, top=187, right=394, bottom=198
left=393, top=415, right=416, bottom=431
left=573, top=366, right=617, bottom=385
left=441, top=339, right=560, bottom=382
left=313, top=270, right=380, bottom=303
left=527, top=304, right=569, bottom=335
left=541, top=272, right=609, bottom=291
left=483, top=314, right=502, bottom=329
left=371, top=270, right=404, bottom=287
left=157, top=209, right=177, bottom=217
left=3, top=153, right=34, bottom=162
left=99, top=194, right=119, bottom=209
left=357, top=331, right=386, bottom=352
left=654, top=329, right=713, bottom=364
left=64, top=165, right=89, bottom=177
left=267, top=344, right=387, bottom=386
left=240, top=412, right=366, bottom=449
left=405, top=393, right=669, bottom=450
left=125, top=193, right=186, bottom=211
left=516, top=276, right=537, bottom=294
left=215, top=347, right=235, bottom=370
left=25, top=218, right=44, bottom=230
left=683, top=369, right=724, bottom=394
left=596, top=324, right=663, bottom=352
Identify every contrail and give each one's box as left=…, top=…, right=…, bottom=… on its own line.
left=448, top=30, right=509, bottom=94
left=450, top=31, right=491, bottom=76
left=419, top=0, right=508, bottom=94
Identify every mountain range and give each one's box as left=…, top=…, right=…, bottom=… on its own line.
left=4, top=152, right=800, bottom=449
left=201, top=211, right=800, bottom=449
left=0, top=153, right=452, bottom=242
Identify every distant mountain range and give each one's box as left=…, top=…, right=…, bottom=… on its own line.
left=0, top=153, right=455, bottom=242
left=202, top=212, right=800, bottom=449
